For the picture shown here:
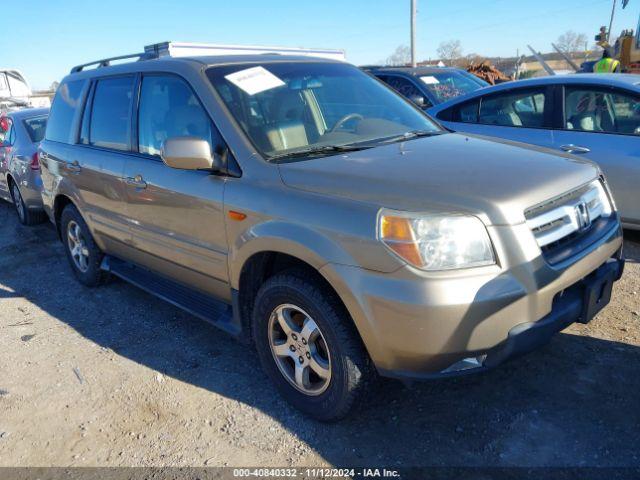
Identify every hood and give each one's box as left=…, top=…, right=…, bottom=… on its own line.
left=278, top=133, right=599, bottom=226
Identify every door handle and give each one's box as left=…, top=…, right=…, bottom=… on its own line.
left=126, top=174, right=147, bottom=189
left=66, top=160, right=81, bottom=173
left=560, top=144, right=591, bottom=154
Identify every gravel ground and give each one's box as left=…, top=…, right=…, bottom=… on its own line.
left=0, top=200, right=639, bottom=468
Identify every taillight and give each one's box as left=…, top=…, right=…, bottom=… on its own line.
left=30, top=152, right=40, bottom=170
left=0, top=116, right=9, bottom=132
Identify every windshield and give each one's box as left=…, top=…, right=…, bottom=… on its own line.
left=419, top=71, right=488, bottom=104
left=206, top=62, right=441, bottom=161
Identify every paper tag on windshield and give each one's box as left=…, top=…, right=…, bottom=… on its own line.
left=420, top=76, right=440, bottom=85
left=225, top=66, right=285, bottom=95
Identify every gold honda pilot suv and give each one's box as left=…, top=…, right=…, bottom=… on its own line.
left=39, top=43, right=624, bottom=421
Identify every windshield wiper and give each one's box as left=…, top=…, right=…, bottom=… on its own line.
left=268, top=144, right=373, bottom=161
left=376, top=129, right=444, bottom=145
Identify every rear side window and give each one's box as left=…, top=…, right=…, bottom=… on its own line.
left=90, top=76, right=134, bottom=151
left=46, top=79, right=86, bottom=143
left=565, top=87, right=640, bottom=135
left=23, top=116, right=48, bottom=143
left=137, top=75, right=220, bottom=156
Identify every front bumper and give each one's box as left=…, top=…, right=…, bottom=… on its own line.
left=320, top=219, right=623, bottom=380
left=482, top=256, right=623, bottom=370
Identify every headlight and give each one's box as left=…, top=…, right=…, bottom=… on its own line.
left=379, top=210, right=495, bottom=271
left=594, top=177, right=615, bottom=214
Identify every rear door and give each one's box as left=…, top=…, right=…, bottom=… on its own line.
left=436, top=86, right=555, bottom=148
left=551, top=85, right=640, bottom=226
left=70, top=75, right=135, bottom=257
left=122, top=73, right=229, bottom=299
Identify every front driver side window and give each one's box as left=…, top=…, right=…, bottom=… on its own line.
left=381, top=75, right=430, bottom=106
left=138, top=75, right=218, bottom=156
left=565, top=87, right=640, bottom=135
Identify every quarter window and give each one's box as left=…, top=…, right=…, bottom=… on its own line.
left=46, top=79, right=86, bottom=144
left=478, top=90, right=546, bottom=128
left=89, top=76, right=134, bottom=151
left=565, top=87, right=640, bottom=135
left=137, top=75, right=217, bottom=156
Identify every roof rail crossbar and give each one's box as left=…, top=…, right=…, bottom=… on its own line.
left=70, top=52, right=157, bottom=74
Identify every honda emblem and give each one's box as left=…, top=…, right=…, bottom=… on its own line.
left=575, top=201, right=591, bottom=231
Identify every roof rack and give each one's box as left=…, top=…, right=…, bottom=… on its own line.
left=70, top=52, right=155, bottom=73
left=70, top=41, right=346, bottom=74
left=144, top=41, right=346, bottom=61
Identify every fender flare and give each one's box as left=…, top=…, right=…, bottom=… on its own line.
left=228, top=220, right=357, bottom=290
left=51, top=187, right=84, bottom=237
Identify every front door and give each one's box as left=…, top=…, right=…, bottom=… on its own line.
left=552, top=86, right=640, bottom=227
left=123, top=74, right=229, bottom=299
left=439, top=86, right=555, bottom=149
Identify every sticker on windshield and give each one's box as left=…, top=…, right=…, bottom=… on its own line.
left=420, top=76, right=440, bottom=85
left=224, top=66, right=286, bottom=95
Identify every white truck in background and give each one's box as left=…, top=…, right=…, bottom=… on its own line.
left=0, top=69, right=52, bottom=113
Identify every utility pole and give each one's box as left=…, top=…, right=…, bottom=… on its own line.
left=410, top=0, right=417, bottom=67
left=608, top=0, right=617, bottom=42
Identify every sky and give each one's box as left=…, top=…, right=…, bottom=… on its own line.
left=2, top=0, right=639, bottom=90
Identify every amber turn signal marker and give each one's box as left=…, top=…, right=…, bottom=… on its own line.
left=380, top=215, right=423, bottom=267
left=228, top=210, right=247, bottom=221
left=381, top=215, right=414, bottom=241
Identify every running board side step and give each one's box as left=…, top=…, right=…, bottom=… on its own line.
left=101, top=256, right=241, bottom=336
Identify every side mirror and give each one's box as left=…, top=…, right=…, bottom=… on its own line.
left=408, top=94, right=427, bottom=108
left=161, top=137, right=220, bottom=171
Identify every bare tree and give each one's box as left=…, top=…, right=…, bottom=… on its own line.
left=556, top=31, right=588, bottom=53
left=462, top=53, right=484, bottom=67
left=437, top=40, right=463, bottom=66
left=385, top=45, right=411, bottom=66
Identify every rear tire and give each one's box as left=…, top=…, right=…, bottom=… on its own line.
left=9, top=180, right=46, bottom=226
left=252, top=271, right=374, bottom=421
left=60, top=204, right=108, bottom=287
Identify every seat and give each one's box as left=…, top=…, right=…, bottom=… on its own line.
left=265, top=90, right=309, bottom=152
left=566, top=92, right=603, bottom=132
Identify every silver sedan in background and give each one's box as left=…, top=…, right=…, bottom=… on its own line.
left=0, top=107, right=48, bottom=225
left=429, top=74, right=640, bottom=230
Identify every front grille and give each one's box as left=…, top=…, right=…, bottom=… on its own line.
left=525, top=180, right=614, bottom=264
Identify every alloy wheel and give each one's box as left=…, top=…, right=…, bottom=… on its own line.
left=67, top=220, right=90, bottom=273
left=268, top=303, right=332, bottom=396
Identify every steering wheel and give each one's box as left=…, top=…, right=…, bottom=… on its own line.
left=330, top=113, right=364, bottom=133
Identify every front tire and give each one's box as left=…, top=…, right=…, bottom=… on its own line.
left=252, top=272, right=374, bottom=421
left=60, top=204, right=108, bottom=287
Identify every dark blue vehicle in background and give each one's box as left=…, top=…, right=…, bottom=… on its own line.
left=364, top=66, right=489, bottom=110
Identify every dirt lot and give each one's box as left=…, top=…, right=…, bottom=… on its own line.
left=0, top=200, right=639, bottom=468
